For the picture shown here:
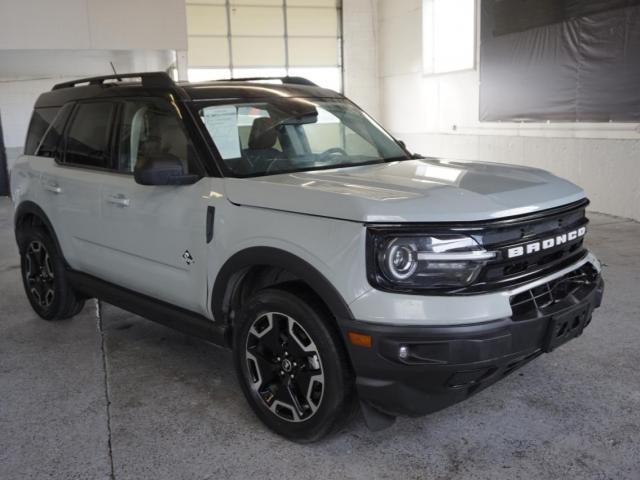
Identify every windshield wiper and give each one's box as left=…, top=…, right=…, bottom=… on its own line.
left=382, top=155, right=416, bottom=163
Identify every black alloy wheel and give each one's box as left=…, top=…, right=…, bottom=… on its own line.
left=19, top=227, right=85, bottom=320
left=245, top=311, right=325, bottom=422
left=24, top=240, right=56, bottom=309
left=234, top=287, right=354, bottom=442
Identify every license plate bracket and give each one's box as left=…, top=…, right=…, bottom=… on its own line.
left=543, top=305, right=592, bottom=352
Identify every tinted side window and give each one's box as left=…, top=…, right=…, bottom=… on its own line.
left=24, top=107, right=59, bottom=155
left=117, top=98, right=199, bottom=174
left=65, top=102, right=115, bottom=168
left=37, top=104, right=74, bottom=160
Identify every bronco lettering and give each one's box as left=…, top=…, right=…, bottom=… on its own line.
left=507, top=226, right=587, bottom=258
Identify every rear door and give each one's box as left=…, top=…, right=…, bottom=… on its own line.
left=29, top=104, right=73, bottom=253
left=50, top=101, right=117, bottom=273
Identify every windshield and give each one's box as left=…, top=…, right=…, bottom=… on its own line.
left=196, top=97, right=409, bottom=177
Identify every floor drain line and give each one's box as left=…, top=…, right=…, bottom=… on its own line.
left=96, top=299, right=116, bottom=480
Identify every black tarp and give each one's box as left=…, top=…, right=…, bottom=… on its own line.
left=480, top=0, right=640, bottom=122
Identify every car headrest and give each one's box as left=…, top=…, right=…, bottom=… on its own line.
left=248, top=117, right=278, bottom=150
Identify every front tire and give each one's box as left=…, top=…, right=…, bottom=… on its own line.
left=19, top=227, right=85, bottom=321
left=233, top=287, right=354, bottom=442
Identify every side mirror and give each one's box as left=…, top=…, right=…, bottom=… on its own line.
left=134, top=154, right=199, bottom=186
left=397, top=139, right=422, bottom=158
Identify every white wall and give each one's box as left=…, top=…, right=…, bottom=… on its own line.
left=0, top=49, right=176, bottom=156
left=0, top=78, right=71, bottom=156
left=0, top=0, right=187, bottom=165
left=373, top=0, right=640, bottom=221
left=342, top=0, right=381, bottom=120
left=0, top=0, right=187, bottom=51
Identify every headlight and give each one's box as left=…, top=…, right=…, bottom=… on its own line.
left=369, top=232, right=495, bottom=290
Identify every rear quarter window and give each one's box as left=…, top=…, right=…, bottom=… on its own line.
left=37, top=104, right=74, bottom=160
left=24, top=107, right=59, bottom=155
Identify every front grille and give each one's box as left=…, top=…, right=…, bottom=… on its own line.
left=509, top=263, right=600, bottom=321
left=465, top=200, right=590, bottom=292
left=479, top=239, right=587, bottom=286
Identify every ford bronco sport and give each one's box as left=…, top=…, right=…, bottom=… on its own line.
left=11, top=72, right=604, bottom=442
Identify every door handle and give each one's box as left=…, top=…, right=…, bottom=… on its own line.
left=42, top=181, right=62, bottom=194
left=106, top=194, right=130, bottom=207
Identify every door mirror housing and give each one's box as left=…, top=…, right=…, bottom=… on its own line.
left=134, top=155, right=200, bottom=186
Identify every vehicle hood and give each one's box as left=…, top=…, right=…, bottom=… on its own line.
left=223, top=158, right=586, bottom=223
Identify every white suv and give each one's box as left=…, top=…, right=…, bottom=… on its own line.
left=11, top=72, right=604, bottom=442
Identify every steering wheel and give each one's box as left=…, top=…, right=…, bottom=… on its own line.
left=317, top=147, right=348, bottom=164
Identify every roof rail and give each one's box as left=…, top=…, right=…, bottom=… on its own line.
left=52, top=71, right=175, bottom=91
left=216, top=76, right=318, bottom=87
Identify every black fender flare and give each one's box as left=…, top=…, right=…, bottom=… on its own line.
left=13, top=201, right=63, bottom=256
left=212, top=247, right=354, bottom=324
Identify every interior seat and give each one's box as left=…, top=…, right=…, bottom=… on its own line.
left=132, top=108, right=186, bottom=172
left=244, top=117, right=285, bottom=168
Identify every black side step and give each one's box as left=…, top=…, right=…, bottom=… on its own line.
left=67, top=270, right=229, bottom=347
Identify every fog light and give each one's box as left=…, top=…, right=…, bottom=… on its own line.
left=398, top=345, right=409, bottom=360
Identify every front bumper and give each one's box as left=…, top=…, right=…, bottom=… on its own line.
left=341, top=267, right=604, bottom=418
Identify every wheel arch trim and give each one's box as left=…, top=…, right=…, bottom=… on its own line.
left=212, top=247, right=354, bottom=324
left=13, top=201, right=64, bottom=257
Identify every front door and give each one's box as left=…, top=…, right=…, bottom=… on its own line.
left=97, top=97, right=219, bottom=315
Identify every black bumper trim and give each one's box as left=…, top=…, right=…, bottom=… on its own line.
left=340, top=275, right=604, bottom=418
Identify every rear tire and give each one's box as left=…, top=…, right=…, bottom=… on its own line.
left=19, top=227, right=85, bottom=321
left=233, top=287, right=354, bottom=442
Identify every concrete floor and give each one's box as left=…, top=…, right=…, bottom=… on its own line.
left=0, top=196, right=639, bottom=480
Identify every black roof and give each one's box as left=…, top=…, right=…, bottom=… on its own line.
left=35, top=72, right=342, bottom=108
